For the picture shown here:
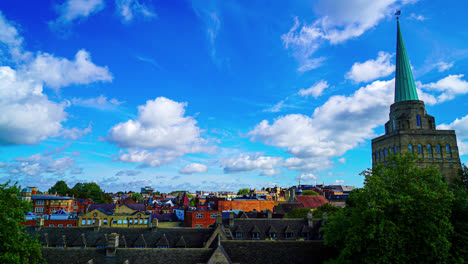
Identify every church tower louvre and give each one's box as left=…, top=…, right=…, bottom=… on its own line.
left=371, top=20, right=462, bottom=181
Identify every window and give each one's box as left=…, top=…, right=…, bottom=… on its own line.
left=210, top=213, right=218, bottom=219
left=384, top=149, right=387, bottom=157
left=388, top=147, right=392, bottom=155
left=416, top=115, right=421, bottom=126
left=236, top=232, right=243, bottom=239
left=446, top=144, right=451, bottom=154
left=58, top=224, right=63, bottom=227
left=67, top=224, right=72, bottom=227
left=113, top=219, right=117, bottom=224
left=81, top=219, right=86, bottom=225
left=144, top=219, right=148, bottom=224
left=286, top=232, right=293, bottom=239
left=427, top=144, right=432, bottom=153
left=87, top=219, right=91, bottom=225
left=418, top=144, right=422, bottom=154
left=123, top=219, right=128, bottom=224
left=157, top=245, right=168, bottom=248
left=301, top=233, right=309, bottom=239
left=394, top=145, right=397, bottom=154
left=375, top=151, right=379, bottom=160
left=196, top=213, right=203, bottom=219
left=35, top=207, right=44, bottom=213
left=437, top=144, right=441, bottom=153
left=129, top=219, right=133, bottom=224
left=49, top=224, right=54, bottom=227
left=92, top=219, right=95, bottom=224
left=268, top=233, right=276, bottom=239
left=195, top=224, right=203, bottom=228
left=36, top=200, right=45, bottom=205
left=139, top=219, right=143, bottom=224
left=408, top=144, right=413, bottom=153
left=103, top=219, right=108, bottom=225
left=252, top=233, right=260, bottom=239
left=380, top=150, right=383, bottom=159
left=117, top=219, right=122, bottom=224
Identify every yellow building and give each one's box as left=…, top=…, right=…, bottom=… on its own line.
left=78, top=204, right=150, bottom=228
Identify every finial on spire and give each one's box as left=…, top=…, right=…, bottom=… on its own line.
left=395, top=10, right=401, bottom=20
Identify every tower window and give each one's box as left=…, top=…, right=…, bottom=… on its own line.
left=408, top=144, right=412, bottom=153
left=384, top=149, right=387, bottom=157
left=380, top=150, right=383, bottom=159
left=418, top=144, right=422, bottom=154
left=446, top=145, right=451, bottom=154
left=427, top=144, right=432, bottom=154
left=437, top=144, right=441, bottom=153
left=394, top=146, right=397, bottom=154
left=416, top=115, right=421, bottom=127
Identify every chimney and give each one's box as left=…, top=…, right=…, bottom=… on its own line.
left=35, top=217, right=44, bottom=231
left=215, top=212, right=222, bottom=226
left=94, top=219, right=102, bottom=232
left=106, top=233, right=119, bottom=257
left=267, top=210, right=272, bottom=219
left=151, top=218, right=158, bottom=232
left=228, top=212, right=234, bottom=227
left=307, top=212, right=313, bottom=227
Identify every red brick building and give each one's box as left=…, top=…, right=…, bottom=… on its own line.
left=185, top=210, right=220, bottom=228
left=72, top=198, right=94, bottom=214
left=22, top=219, right=77, bottom=227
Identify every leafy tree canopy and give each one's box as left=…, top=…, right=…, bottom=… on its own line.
left=131, top=193, right=143, bottom=200
left=70, top=182, right=107, bottom=203
left=284, top=207, right=311, bottom=219
left=312, top=203, right=340, bottom=218
left=237, top=188, right=250, bottom=196
left=0, top=182, right=43, bottom=263
left=323, top=154, right=455, bottom=264
left=48, top=180, right=69, bottom=196
left=302, top=190, right=319, bottom=196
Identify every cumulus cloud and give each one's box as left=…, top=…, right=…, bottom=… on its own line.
left=72, top=95, right=123, bottom=110
left=345, top=52, right=394, bottom=83
left=115, top=169, right=141, bottom=176
left=107, top=97, right=215, bottom=167
left=116, top=0, right=156, bottom=23
left=282, top=0, right=413, bottom=72
left=0, top=13, right=113, bottom=145
left=298, top=80, right=329, bottom=98
left=52, top=0, right=105, bottom=24
left=24, top=50, right=112, bottom=90
left=179, top=163, right=208, bottom=175
left=419, top=74, right=468, bottom=103
left=298, top=172, right=318, bottom=182
left=338, top=157, right=346, bottom=163
left=438, top=115, right=468, bottom=156
left=249, top=79, right=395, bottom=171
left=0, top=144, right=79, bottom=176
left=221, top=153, right=283, bottom=176
left=61, top=124, right=92, bottom=140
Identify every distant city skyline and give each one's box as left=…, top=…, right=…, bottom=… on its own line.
left=1, top=0, right=467, bottom=192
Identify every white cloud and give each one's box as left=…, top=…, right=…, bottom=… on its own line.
left=299, top=172, right=317, bottom=181
left=53, top=0, right=105, bottom=24
left=298, top=80, right=329, bottom=98
left=264, top=100, right=285, bottom=113
left=333, top=180, right=345, bottom=184
left=338, top=157, right=346, bottom=163
left=0, top=11, right=23, bottom=58
left=116, top=0, right=156, bottom=23
left=72, top=95, right=123, bottom=110
left=115, top=169, right=141, bottom=176
left=345, top=51, right=394, bottom=83
left=249, top=79, right=395, bottom=171
left=435, top=61, right=454, bottom=72
left=179, top=163, right=208, bottom=175
left=107, top=97, right=215, bottom=167
left=61, top=124, right=92, bottom=140
left=25, top=50, right=112, bottom=90
left=221, top=153, right=283, bottom=176
left=419, top=74, right=468, bottom=103
left=0, top=66, right=67, bottom=145
left=409, top=13, right=426, bottom=21
left=282, top=0, right=415, bottom=72
left=0, top=145, right=79, bottom=176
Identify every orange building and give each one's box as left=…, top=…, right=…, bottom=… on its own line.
left=217, top=200, right=275, bottom=212
left=185, top=210, right=220, bottom=228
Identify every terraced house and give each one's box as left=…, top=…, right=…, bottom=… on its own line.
left=78, top=204, right=150, bottom=228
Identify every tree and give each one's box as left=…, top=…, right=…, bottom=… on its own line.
left=323, top=154, right=454, bottom=263
left=237, top=188, right=250, bottom=196
left=312, top=203, right=340, bottom=218
left=131, top=192, right=142, bottom=200
left=449, top=164, right=468, bottom=263
left=284, top=208, right=311, bottom=219
left=71, top=182, right=106, bottom=203
left=302, top=190, right=319, bottom=196
left=48, top=180, right=70, bottom=196
left=0, top=182, right=43, bottom=263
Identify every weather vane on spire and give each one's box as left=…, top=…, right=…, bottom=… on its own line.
left=395, top=10, right=401, bottom=20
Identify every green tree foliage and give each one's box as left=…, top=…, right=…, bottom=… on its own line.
left=449, top=164, right=468, bottom=263
left=284, top=207, right=311, bottom=219
left=237, top=188, right=250, bottom=196
left=189, top=199, right=195, bottom=207
left=48, top=180, right=70, bottom=196
left=323, top=154, right=455, bottom=263
left=312, top=203, right=340, bottom=218
left=131, top=192, right=143, bottom=200
left=302, top=190, right=319, bottom=196
left=0, top=182, right=43, bottom=263
left=71, top=182, right=106, bottom=203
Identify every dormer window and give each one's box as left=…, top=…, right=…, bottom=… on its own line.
left=301, top=232, right=309, bottom=239
left=285, top=232, right=293, bottom=239
left=268, top=233, right=276, bottom=239
left=236, top=232, right=243, bottom=239
left=252, top=232, right=260, bottom=239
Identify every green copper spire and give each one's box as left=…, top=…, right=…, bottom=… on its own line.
left=395, top=20, right=419, bottom=102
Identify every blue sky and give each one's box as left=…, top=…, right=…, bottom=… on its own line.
left=0, top=0, right=467, bottom=192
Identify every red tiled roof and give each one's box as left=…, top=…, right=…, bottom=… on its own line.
left=296, top=195, right=328, bottom=209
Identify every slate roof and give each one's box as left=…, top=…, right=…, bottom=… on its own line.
left=88, top=204, right=115, bottom=212
left=25, top=226, right=215, bottom=248
left=226, top=219, right=321, bottom=240
left=274, top=202, right=304, bottom=215
left=296, top=196, right=328, bottom=209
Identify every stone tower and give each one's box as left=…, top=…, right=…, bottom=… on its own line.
left=371, top=20, right=461, bottom=181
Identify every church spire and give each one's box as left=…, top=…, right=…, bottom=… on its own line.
left=395, top=20, right=419, bottom=103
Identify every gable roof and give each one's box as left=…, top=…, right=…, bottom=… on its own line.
left=296, top=196, right=328, bottom=209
